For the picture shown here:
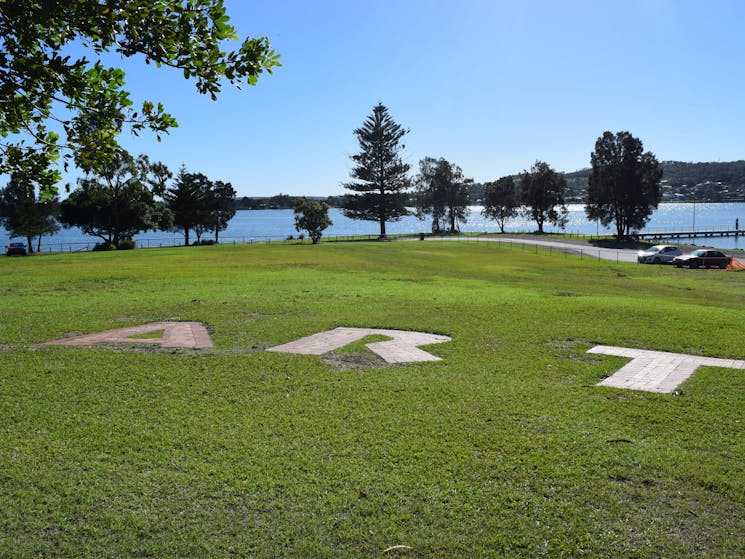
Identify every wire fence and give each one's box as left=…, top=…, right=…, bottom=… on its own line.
left=13, top=233, right=398, bottom=254
left=6, top=231, right=742, bottom=263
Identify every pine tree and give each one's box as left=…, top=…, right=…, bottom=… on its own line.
left=164, top=168, right=211, bottom=246
left=341, top=103, right=411, bottom=238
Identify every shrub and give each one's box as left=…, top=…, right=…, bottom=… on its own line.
left=117, top=239, right=136, bottom=250
left=92, top=242, right=116, bottom=252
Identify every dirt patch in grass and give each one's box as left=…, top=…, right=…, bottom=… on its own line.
left=322, top=351, right=391, bottom=371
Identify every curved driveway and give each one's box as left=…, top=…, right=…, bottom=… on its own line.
left=422, top=235, right=640, bottom=263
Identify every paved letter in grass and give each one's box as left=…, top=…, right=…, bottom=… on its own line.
left=589, top=345, right=745, bottom=393
left=267, top=327, right=451, bottom=363
left=44, top=322, right=213, bottom=349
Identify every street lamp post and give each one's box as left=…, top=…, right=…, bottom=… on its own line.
left=692, top=199, right=696, bottom=232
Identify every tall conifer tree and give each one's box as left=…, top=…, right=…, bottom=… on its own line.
left=341, top=103, right=411, bottom=238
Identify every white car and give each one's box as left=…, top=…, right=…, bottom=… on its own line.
left=637, top=244, right=683, bottom=264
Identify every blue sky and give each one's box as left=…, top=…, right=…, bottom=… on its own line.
left=111, top=0, right=745, bottom=197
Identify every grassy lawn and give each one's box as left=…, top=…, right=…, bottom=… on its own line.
left=1, top=241, right=744, bottom=557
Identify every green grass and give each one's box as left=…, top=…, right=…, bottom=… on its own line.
left=1, top=241, right=744, bottom=557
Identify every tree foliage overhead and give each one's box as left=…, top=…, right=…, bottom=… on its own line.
left=294, top=197, right=332, bottom=244
left=0, top=172, right=59, bottom=253
left=519, top=161, right=568, bottom=234
left=415, top=157, right=472, bottom=233
left=60, top=152, right=173, bottom=245
left=586, top=131, right=663, bottom=237
left=482, top=176, right=518, bottom=233
left=341, top=103, right=411, bottom=238
left=0, top=1, right=280, bottom=192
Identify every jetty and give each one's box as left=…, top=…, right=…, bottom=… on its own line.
left=634, top=229, right=742, bottom=241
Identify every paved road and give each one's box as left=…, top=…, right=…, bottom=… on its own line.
left=422, top=235, right=640, bottom=263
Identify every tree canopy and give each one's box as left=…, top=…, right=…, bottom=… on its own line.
left=519, top=161, right=568, bottom=234
left=164, top=168, right=236, bottom=245
left=60, top=152, right=173, bottom=245
left=210, top=180, right=237, bottom=243
left=415, top=157, right=472, bottom=233
left=0, top=172, right=59, bottom=253
left=0, top=1, right=279, bottom=194
left=164, top=168, right=211, bottom=246
left=482, top=176, right=519, bottom=233
left=585, top=131, right=663, bottom=237
left=294, top=198, right=332, bottom=244
left=341, top=103, right=411, bottom=238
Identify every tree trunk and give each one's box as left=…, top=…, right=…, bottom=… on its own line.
left=379, top=217, right=386, bottom=238
left=184, top=227, right=190, bottom=247
left=26, top=235, right=34, bottom=254
left=37, top=235, right=42, bottom=254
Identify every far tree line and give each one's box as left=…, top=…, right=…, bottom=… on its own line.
left=0, top=151, right=333, bottom=253
left=0, top=102, right=679, bottom=251
left=338, top=103, right=663, bottom=239
left=0, top=115, right=665, bottom=252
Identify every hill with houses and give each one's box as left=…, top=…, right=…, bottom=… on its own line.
left=237, top=161, right=745, bottom=208
left=563, top=160, right=745, bottom=203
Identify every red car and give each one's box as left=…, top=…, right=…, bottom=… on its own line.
left=5, top=242, right=27, bottom=256
left=673, top=249, right=731, bottom=269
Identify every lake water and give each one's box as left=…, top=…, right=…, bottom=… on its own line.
left=3, top=202, right=745, bottom=252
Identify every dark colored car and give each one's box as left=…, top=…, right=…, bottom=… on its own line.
left=5, top=242, right=27, bottom=256
left=673, top=249, right=731, bottom=269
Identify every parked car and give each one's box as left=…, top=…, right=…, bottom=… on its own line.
left=637, top=244, right=683, bottom=264
left=5, top=242, right=27, bottom=256
left=673, top=249, right=731, bottom=269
